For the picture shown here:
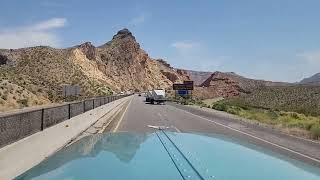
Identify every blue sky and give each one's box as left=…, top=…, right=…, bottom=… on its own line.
left=1, top=0, right=320, bottom=82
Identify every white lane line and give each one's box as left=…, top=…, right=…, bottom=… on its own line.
left=173, top=107, right=320, bottom=164
left=113, top=97, right=133, bottom=132
left=172, top=126, right=182, bottom=133
left=98, top=105, right=124, bottom=133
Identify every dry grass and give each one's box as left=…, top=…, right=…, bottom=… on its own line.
left=229, top=86, right=320, bottom=117
left=211, top=100, right=320, bottom=140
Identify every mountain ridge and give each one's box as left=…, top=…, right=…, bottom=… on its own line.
left=0, top=28, right=189, bottom=111
left=300, top=73, right=320, bottom=85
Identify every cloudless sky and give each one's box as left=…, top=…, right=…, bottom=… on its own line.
left=1, top=0, right=320, bottom=82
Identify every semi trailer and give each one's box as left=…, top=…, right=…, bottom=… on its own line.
left=149, top=89, right=166, bottom=104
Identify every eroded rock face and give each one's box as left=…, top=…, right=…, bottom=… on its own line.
left=157, top=59, right=171, bottom=68
left=198, top=71, right=264, bottom=98
left=77, top=42, right=96, bottom=60
left=95, top=28, right=188, bottom=91
left=160, top=70, right=178, bottom=82
left=179, top=69, right=212, bottom=85
left=0, top=54, right=8, bottom=65
left=0, top=28, right=190, bottom=112
left=112, top=28, right=135, bottom=40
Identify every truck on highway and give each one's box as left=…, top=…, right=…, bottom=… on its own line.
left=150, top=89, right=166, bottom=104
left=145, top=90, right=153, bottom=102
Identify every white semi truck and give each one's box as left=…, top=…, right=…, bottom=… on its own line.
left=145, top=91, right=153, bottom=102
left=150, top=89, right=166, bottom=104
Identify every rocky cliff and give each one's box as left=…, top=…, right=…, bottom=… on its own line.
left=192, top=72, right=263, bottom=99
left=0, top=28, right=188, bottom=111
left=177, top=69, right=212, bottom=85
left=193, top=71, right=291, bottom=99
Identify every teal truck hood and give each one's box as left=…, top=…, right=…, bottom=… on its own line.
left=16, top=132, right=320, bottom=180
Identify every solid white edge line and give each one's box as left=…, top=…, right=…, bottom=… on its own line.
left=193, top=106, right=320, bottom=145
left=98, top=104, right=125, bottom=133
left=112, top=96, right=133, bottom=132
left=173, top=106, right=320, bottom=164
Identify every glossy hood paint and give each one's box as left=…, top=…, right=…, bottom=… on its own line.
left=16, top=132, right=320, bottom=180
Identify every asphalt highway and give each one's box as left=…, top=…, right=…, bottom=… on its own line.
left=112, top=95, right=320, bottom=167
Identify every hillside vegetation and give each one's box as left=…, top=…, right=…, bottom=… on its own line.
left=208, top=86, right=320, bottom=140
left=230, top=86, right=320, bottom=117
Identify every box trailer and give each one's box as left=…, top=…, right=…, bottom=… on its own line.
left=151, top=89, right=166, bottom=104
left=145, top=90, right=153, bottom=102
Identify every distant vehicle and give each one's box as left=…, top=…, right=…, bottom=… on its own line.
left=138, top=93, right=141, bottom=96
left=145, top=91, right=153, bottom=102
left=151, top=89, right=166, bottom=104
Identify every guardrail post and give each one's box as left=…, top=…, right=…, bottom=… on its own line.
left=68, top=104, right=71, bottom=119
left=41, top=109, right=44, bottom=131
left=93, top=99, right=95, bottom=109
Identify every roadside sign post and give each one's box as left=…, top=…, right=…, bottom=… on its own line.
left=173, top=81, right=194, bottom=98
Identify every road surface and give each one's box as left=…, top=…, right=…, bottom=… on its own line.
left=109, top=95, right=320, bottom=167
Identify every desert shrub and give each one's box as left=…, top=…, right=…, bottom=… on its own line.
left=226, top=106, right=242, bottom=115
left=288, top=112, right=299, bottom=119
left=225, top=98, right=251, bottom=110
left=17, top=99, right=28, bottom=107
left=310, top=124, right=320, bottom=139
left=1, top=95, right=7, bottom=100
left=47, top=90, right=54, bottom=99
left=212, top=101, right=228, bottom=111
left=266, top=110, right=279, bottom=120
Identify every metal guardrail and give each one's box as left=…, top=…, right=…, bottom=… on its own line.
left=0, top=94, right=131, bottom=148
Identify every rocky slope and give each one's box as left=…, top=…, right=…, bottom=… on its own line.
left=300, top=73, right=320, bottom=85
left=193, top=72, right=263, bottom=99
left=193, top=71, right=292, bottom=99
left=177, top=69, right=212, bottom=85
left=0, top=28, right=188, bottom=111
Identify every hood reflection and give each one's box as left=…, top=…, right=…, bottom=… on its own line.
left=17, top=133, right=148, bottom=180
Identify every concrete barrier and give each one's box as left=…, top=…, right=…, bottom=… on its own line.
left=0, top=95, right=130, bottom=148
